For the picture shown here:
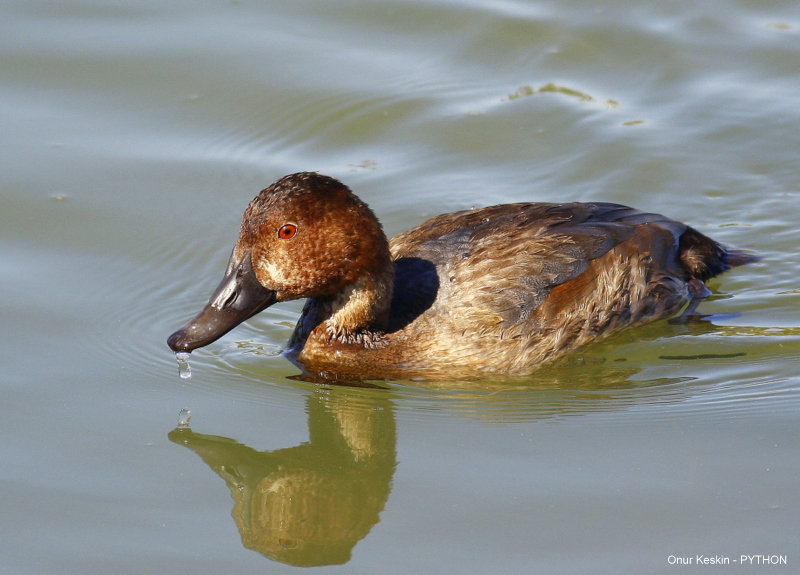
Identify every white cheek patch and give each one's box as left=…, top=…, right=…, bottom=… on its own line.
left=257, top=259, right=288, bottom=286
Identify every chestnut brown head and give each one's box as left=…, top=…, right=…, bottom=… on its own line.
left=237, top=172, right=390, bottom=300
left=168, top=173, right=391, bottom=352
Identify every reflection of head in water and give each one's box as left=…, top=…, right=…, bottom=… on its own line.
left=169, top=389, right=396, bottom=567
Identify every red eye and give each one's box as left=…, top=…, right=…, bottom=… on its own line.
left=278, top=224, right=297, bottom=240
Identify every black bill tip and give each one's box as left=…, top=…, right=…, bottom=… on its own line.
left=167, top=252, right=277, bottom=352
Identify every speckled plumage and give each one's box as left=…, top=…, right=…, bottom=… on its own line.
left=168, top=172, right=756, bottom=381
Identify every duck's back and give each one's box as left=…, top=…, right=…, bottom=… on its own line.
left=383, top=202, right=740, bottom=376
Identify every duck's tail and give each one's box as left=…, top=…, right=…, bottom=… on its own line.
left=679, top=226, right=760, bottom=282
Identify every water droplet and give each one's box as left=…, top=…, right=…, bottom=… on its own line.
left=177, top=408, right=192, bottom=428
left=175, top=351, right=192, bottom=379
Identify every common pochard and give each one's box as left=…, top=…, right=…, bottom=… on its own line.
left=168, top=172, right=755, bottom=380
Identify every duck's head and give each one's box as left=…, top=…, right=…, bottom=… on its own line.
left=167, top=172, right=391, bottom=353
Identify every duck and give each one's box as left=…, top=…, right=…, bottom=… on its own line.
left=168, top=172, right=756, bottom=380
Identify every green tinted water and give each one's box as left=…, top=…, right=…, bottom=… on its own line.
left=2, top=0, right=799, bottom=573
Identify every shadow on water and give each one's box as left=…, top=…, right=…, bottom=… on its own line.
left=169, top=390, right=396, bottom=567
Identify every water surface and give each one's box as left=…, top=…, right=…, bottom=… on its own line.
left=2, top=0, right=799, bottom=573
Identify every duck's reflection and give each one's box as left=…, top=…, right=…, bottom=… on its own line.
left=167, top=311, right=774, bottom=565
left=168, top=390, right=396, bottom=567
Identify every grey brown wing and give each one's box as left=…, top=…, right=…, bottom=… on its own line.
left=389, top=202, right=679, bottom=336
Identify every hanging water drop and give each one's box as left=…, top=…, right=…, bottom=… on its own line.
left=175, top=351, right=192, bottom=379
left=177, top=408, right=192, bottom=428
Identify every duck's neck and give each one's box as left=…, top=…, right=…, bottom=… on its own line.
left=292, top=262, right=395, bottom=349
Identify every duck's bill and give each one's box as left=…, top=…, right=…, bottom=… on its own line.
left=167, top=252, right=276, bottom=352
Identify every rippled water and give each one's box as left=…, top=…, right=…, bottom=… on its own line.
left=2, top=0, right=799, bottom=573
